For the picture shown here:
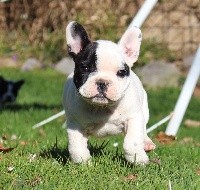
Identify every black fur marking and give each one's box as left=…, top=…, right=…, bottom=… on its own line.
left=0, top=76, right=7, bottom=97
left=68, top=22, right=91, bottom=58
left=0, top=76, right=24, bottom=103
left=73, top=42, right=98, bottom=89
left=117, top=63, right=130, bottom=78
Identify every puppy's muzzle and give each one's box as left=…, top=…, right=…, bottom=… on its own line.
left=3, top=94, right=15, bottom=102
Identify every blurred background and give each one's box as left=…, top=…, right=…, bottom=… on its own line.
left=0, top=0, right=199, bottom=69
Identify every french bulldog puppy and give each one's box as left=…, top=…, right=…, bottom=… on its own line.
left=63, top=21, right=155, bottom=164
left=0, top=76, right=24, bottom=109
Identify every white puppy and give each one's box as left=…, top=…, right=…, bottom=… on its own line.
left=63, top=21, right=155, bottom=164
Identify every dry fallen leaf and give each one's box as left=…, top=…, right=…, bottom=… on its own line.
left=150, top=158, right=162, bottom=165
left=184, top=119, right=200, bottom=128
left=194, top=85, right=200, bottom=97
left=195, top=143, right=200, bottom=147
left=123, top=174, right=137, bottom=181
left=2, top=134, right=8, bottom=140
left=196, top=169, right=200, bottom=175
left=156, top=131, right=176, bottom=144
left=20, top=141, right=28, bottom=146
left=0, top=144, right=15, bottom=153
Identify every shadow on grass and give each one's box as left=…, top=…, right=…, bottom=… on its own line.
left=39, top=144, right=70, bottom=165
left=39, top=140, right=129, bottom=166
left=2, top=103, right=62, bottom=112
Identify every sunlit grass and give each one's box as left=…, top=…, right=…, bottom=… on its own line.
left=0, top=68, right=200, bottom=189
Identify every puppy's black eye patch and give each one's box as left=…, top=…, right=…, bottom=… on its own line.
left=117, top=63, right=130, bottom=78
left=73, top=42, right=98, bottom=89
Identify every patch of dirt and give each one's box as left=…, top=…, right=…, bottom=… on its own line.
left=194, top=85, right=200, bottom=97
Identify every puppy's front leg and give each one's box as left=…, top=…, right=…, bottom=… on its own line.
left=67, top=124, right=91, bottom=163
left=123, top=114, right=149, bottom=165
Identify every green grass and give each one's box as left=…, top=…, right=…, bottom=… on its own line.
left=0, top=68, right=200, bottom=189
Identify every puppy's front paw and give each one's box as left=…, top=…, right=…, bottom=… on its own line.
left=124, top=149, right=149, bottom=165
left=69, top=146, right=91, bottom=164
left=70, top=152, right=91, bottom=164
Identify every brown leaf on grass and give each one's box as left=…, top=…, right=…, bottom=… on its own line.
left=150, top=158, right=162, bottom=165
left=0, top=144, right=15, bottom=153
left=195, top=143, right=200, bottom=147
left=156, top=131, right=176, bottom=144
left=2, top=134, right=8, bottom=140
left=196, top=169, right=200, bottom=175
left=123, top=174, right=137, bottom=181
left=194, top=85, right=200, bottom=97
left=184, top=119, right=200, bottom=128
left=20, top=141, right=28, bottom=146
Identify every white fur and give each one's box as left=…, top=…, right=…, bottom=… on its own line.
left=118, top=26, right=142, bottom=67
left=63, top=22, right=154, bottom=164
left=64, top=71, right=151, bottom=164
left=66, top=21, right=82, bottom=55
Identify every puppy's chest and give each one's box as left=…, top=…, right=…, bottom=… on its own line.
left=82, top=108, right=127, bottom=136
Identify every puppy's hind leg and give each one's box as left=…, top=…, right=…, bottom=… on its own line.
left=67, top=123, right=91, bottom=163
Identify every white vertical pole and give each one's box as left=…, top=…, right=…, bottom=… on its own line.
left=165, top=45, right=200, bottom=136
left=128, top=0, right=158, bottom=28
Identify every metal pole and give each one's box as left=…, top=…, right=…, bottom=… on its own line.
left=165, top=45, right=200, bottom=136
left=128, top=0, right=158, bottom=28
left=32, top=110, right=65, bottom=129
left=147, top=113, right=173, bottom=134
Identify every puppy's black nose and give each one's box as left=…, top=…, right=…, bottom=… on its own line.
left=96, top=81, right=108, bottom=93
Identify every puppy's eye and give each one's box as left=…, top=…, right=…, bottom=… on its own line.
left=80, top=65, right=89, bottom=72
left=117, top=69, right=128, bottom=77
left=117, top=64, right=130, bottom=78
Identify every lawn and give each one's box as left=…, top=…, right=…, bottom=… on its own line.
left=0, top=68, right=200, bottom=190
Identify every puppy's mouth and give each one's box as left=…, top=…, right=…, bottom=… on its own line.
left=83, top=92, right=114, bottom=106
left=94, top=92, right=107, bottom=99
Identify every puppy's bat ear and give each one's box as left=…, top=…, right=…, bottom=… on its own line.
left=118, top=26, right=142, bottom=68
left=0, top=76, right=4, bottom=81
left=15, top=80, right=25, bottom=90
left=66, top=21, right=91, bottom=58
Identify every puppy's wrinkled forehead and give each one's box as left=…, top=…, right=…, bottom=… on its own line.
left=96, top=40, right=124, bottom=72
